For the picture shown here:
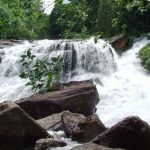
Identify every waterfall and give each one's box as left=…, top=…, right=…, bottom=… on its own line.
left=0, top=38, right=116, bottom=101
left=1, top=37, right=150, bottom=124
left=1, top=37, right=150, bottom=149
left=96, top=37, right=150, bottom=127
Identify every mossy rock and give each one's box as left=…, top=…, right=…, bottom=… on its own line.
left=139, top=43, right=150, bottom=71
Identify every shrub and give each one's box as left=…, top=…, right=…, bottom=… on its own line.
left=19, top=49, right=63, bottom=93
left=139, top=43, right=150, bottom=71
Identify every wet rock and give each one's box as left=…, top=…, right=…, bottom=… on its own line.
left=0, top=51, right=4, bottom=63
left=0, top=101, right=49, bottom=149
left=34, top=137, right=66, bottom=150
left=37, top=113, right=62, bottom=131
left=93, top=116, right=150, bottom=150
left=70, top=143, right=124, bottom=150
left=62, top=111, right=106, bottom=143
left=0, top=40, right=23, bottom=48
left=16, top=80, right=99, bottom=119
left=110, top=35, right=128, bottom=49
left=110, top=35, right=133, bottom=54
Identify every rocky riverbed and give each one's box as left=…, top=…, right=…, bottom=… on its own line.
left=0, top=80, right=150, bottom=150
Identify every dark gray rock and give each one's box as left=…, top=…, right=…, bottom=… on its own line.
left=0, top=101, right=49, bottom=149
left=0, top=51, right=4, bottom=63
left=34, top=137, right=67, bottom=150
left=70, top=143, right=124, bottom=150
left=0, top=40, right=23, bottom=49
left=93, top=116, right=150, bottom=150
left=15, top=80, right=99, bottom=119
left=37, top=113, right=62, bottom=131
left=62, top=111, right=106, bottom=143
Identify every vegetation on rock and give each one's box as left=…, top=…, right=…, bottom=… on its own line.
left=139, top=43, right=150, bottom=71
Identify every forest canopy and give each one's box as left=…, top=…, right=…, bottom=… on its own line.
left=49, top=0, right=150, bottom=38
left=0, top=0, right=150, bottom=39
left=0, top=0, right=48, bottom=39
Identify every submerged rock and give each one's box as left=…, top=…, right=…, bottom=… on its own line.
left=34, top=137, right=66, bottom=150
left=93, top=116, right=150, bottom=150
left=62, top=111, right=106, bottom=143
left=0, top=40, right=23, bottom=49
left=16, top=80, right=99, bottom=119
left=0, top=101, right=49, bottom=149
left=70, top=143, right=124, bottom=150
left=0, top=51, right=4, bottom=63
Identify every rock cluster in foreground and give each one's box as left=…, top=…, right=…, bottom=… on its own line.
left=92, top=116, right=150, bottom=150
left=15, top=80, right=99, bottom=119
left=0, top=101, right=49, bottom=149
left=61, top=111, right=106, bottom=143
left=0, top=80, right=150, bottom=150
left=0, top=80, right=99, bottom=149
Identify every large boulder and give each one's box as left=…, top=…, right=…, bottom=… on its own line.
left=37, top=113, right=62, bottom=131
left=62, top=111, right=106, bottom=143
left=34, top=137, right=66, bottom=150
left=110, top=35, right=128, bottom=50
left=15, top=80, right=99, bottom=119
left=70, top=143, right=124, bottom=150
left=110, top=35, right=133, bottom=54
left=0, top=101, right=49, bottom=149
left=93, top=116, right=150, bottom=150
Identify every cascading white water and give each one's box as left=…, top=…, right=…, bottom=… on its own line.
left=0, top=37, right=149, bottom=149
left=0, top=38, right=116, bottom=101
left=96, top=37, right=150, bottom=127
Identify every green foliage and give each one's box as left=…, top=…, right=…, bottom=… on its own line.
left=49, top=0, right=150, bottom=39
left=139, top=43, right=150, bottom=71
left=148, top=33, right=150, bottom=40
left=19, top=49, right=63, bottom=93
left=113, top=0, right=150, bottom=35
left=0, top=0, right=49, bottom=39
left=2, top=0, right=150, bottom=39
left=49, top=0, right=119, bottom=38
left=49, top=0, right=99, bottom=38
left=49, top=0, right=90, bottom=39
left=97, top=0, right=116, bottom=37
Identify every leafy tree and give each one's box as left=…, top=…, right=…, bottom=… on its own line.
left=97, top=0, right=116, bottom=36
left=49, top=0, right=150, bottom=38
left=49, top=0, right=91, bottom=38
left=49, top=0, right=118, bottom=38
left=19, top=49, right=63, bottom=93
left=113, top=0, right=150, bottom=35
left=0, top=0, right=49, bottom=39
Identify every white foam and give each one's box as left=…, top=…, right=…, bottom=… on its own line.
left=0, top=37, right=150, bottom=149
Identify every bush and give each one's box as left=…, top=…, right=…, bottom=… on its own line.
left=19, top=49, right=63, bottom=94
left=139, top=43, right=150, bottom=71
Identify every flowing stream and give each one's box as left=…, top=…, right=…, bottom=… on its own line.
left=0, top=37, right=149, bottom=149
